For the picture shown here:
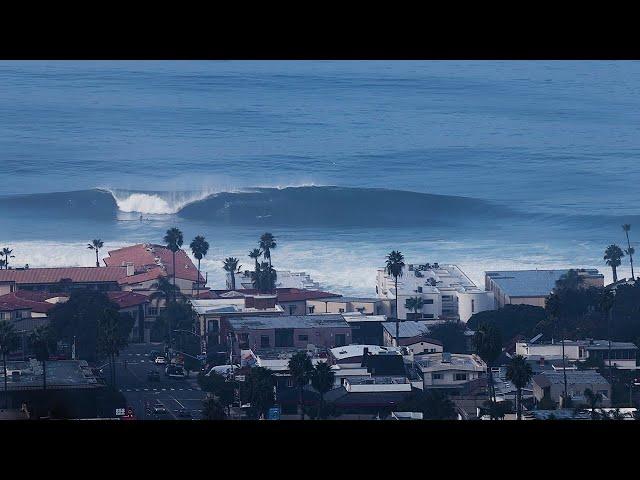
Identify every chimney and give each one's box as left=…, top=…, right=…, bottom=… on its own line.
left=126, top=262, right=135, bottom=277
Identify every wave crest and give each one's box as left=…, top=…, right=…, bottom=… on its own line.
left=108, top=189, right=215, bottom=215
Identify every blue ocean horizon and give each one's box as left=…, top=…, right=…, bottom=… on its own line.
left=0, top=61, right=638, bottom=294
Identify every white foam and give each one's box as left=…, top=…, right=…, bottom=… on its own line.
left=106, top=189, right=216, bottom=215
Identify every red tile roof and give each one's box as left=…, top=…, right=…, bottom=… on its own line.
left=117, top=267, right=166, bottom=285
left=0, top=291, right=66, bottom=313
left=105, top=243, right=204, bottom=283
left=107, top=291, right=150, bottom=309
left=0, top=267, right=128, bottom=285
left=210, top=288, right=341, bottom=303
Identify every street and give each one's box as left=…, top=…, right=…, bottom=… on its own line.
left=114, top=342, right=207, bottom=420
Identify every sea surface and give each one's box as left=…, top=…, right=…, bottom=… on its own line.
left=0, top=61, right=638, bottom=294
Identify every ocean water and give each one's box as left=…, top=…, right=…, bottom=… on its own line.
left=0, top=60, right=638, bottom=294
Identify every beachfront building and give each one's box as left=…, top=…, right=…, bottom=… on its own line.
left=516, top=338, right=638, bottom=370
left=104, top=243, right=205, bottom=296
left=485, top=268, right=604, bottom=309
left=233, top=269, right=321, bottom=290
left=376, top=263, right=494, bottom=322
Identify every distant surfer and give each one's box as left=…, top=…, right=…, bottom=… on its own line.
left=140, top=214, right=143, bottom=222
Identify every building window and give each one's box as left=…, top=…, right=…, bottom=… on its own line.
left=417, top=287, right=423, bottom=293
left=298, top=335, right=309, bottom=342
left=148, top=307, right=159, bottom=316
left=454, top=373, right=468, bottom=381
left=335, top=334, right=346, bottom=346
left=15, top=310, right=23, bottom=320
left=260, top=336, right=270, bottom=348
left=289, top=305, right=296, bottom=315
left=338, top=308, right=345, bottom=313
left=308, top=306, right=315, bottom=314
left=424, top=299, right=434, bottom=304
left=432, top=373, right=443, bottom=380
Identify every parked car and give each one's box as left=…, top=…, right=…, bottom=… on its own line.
left=147, top=371, right=161, bottom=382
left=154, top=356, right=167, bottom=365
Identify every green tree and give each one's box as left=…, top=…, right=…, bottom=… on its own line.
left=154, top=301, right=196, bottom=352
left=472, top=323, right=502, bottom=419
left=259, top=233, right=277, bottom=267
left=404, top=297, right=425, bottom=320
left=251, top=261, right=277, bottom=294
left=584, top=388, right=603, bottom=420
left=202, top=396, right=227, bottom=420
left=29, top=325, right=55, bottom=391
left=223, top=257, right=241, bottom=290
left=310, top=362, right=335, bottom=419
left=556, top=269, right=584, bottom=291
left=545, top=292, right=569, bottom=404
left=1, top=248, right=14, bottom=269
left=197, top=371, right=236, bottom=415
left=505, top=354, right=533, bottom=420
left=288, top=351, right=314, bottom=420
left=599, top=288, right=616, bottom=384
left=467, top=304, right=548, bottom=342
left=385, top=250, right=405, bottom=344
left=87, top=239, right=104, bottom=267
left=97, top=307, right=134, bottom=389
left=249, top=248, right=262, bottom=269
left=48, top=290, right=124, bottom=362
left=189, top=235, right=209, bottom=296
left=0, top=321, right=19, bottom=408
left=623, top=224, right=635, bottom=280
left=428, top=322, right=468, bottom=353
left=0, top=259, right=5, bottom=270
left=400, top=390, right=457, bottom=420
left=604, top=244, right=625, bottom=283
left=246, top=366, right=275, bottom=419
left=164, top=227, right=184, bottom=299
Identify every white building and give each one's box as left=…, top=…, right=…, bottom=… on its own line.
left=416, top=352, right=487, bottom=390
left=376, top=263, right=494, bottom=322
left=516, top=339, right=638, bottom=370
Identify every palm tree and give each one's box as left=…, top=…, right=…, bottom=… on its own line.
left=164, top=227, right=184, bottom=300
left=259, top=233, right=276, bottom=267
left=0, top=321, right=19, bottom=409
left=189, top=235, right=210, bottom=296
left=584, top=388, right=603, bottom=420
left=472, top=323, right=502, bottom=419
left=404, top=297, right=425, bottom=320
left=251, top=261, right=277, bottom=294
left=623, top=224, right=635, bottom=280
left=87, top=239, right=104, bottom=267
left=1, top=248, right=14, bottom=270
left=29, top=326, right=53, bottom=391
left=385, top=250, right=405, bottom=345
left=223, top=257, right=241, bottom=290
left=288, top=351, right=314, bottom=420
left=249, top=248, right=262, bottom=269
left=604, top=244, right=625, bottom=283
left=506, top=355, right=533, bottom=420
left=311, top=362, right=335, bottom=419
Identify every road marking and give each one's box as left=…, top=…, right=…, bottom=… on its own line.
left=144, top=388, right=149, bottom=391
left=140, top=360, right=146, bottom=363
left=136, top=353, right=141, bottom=356
left=162, top=388, right=166, bottom=391
left=170, top=388, right=175, bottom=391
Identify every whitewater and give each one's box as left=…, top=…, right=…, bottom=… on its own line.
left=1, top=60, right=639, bottom=294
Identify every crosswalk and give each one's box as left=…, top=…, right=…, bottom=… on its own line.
left=121, top=387, right=202, bottom=393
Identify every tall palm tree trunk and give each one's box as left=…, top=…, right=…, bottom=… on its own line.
left=196, top=258, right=201, bottom=297
left=173, top=252, right=177, bottom=301
left=3, top=353, right=8, bottom=409
left=95, top=249, right=99, bottom=268
left=517, top=387, right=522, bottom=420
left=561, top=335, right=568, bottom=405
left=608, top=307, right=613, bottom=385
left=395, top=277, right=399, bottom=346
left=625, top=231, right=635, bottom=279
left=612, top=265, right=618, bottom=283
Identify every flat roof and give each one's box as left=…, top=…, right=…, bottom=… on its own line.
left=417, top=353, right=485, bottom=371
left=313, top=297, right=381, bottom=303
left=485, top=269, right=602, bottom=298
left=190, top=298, right=283, bottom=315
left=381, top=321, right=431, bottom=339
left=330, top=345, right=403, bottom=361
left=228, top=314, right=349, bottom=330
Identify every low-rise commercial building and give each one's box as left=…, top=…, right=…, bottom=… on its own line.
left=485, top=268, right=604, bottom=309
